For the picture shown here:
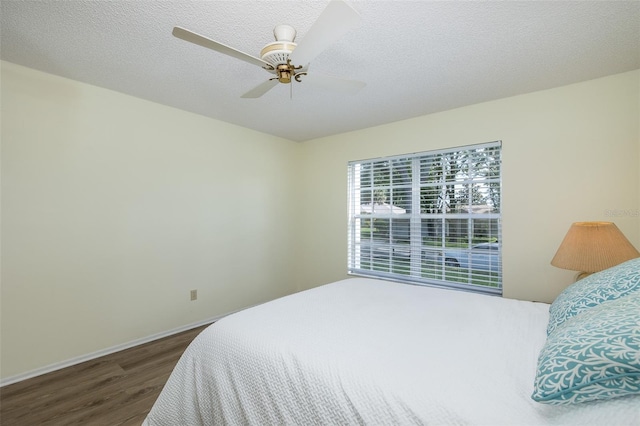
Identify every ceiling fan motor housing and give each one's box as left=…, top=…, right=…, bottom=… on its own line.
left=260, top=24, right=297, bottom=82
left=260, top=41, right=296, bottom=66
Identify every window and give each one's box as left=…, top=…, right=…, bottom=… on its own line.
left=347, top=141, right=502, bottom=295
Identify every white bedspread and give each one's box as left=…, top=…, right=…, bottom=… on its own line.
left=143, top=278, right=640, bottom=425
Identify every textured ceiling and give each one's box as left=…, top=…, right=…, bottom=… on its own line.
left=2, top=1, right=639, bottom=142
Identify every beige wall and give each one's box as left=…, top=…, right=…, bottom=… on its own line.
left=2, top=61, right=639, bottom=382
left=1, top=62, right=300, bottom=380
left=296, top=70, right=640, bottom=302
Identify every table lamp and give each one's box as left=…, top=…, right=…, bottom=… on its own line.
left=551, top=221, right=640, bottom=281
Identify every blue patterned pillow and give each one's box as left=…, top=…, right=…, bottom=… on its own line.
left=547, top=257, right=640, bottom=335
left=532, top=293, right=640, bottom=404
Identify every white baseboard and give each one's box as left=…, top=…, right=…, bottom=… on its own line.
left=0, top=313, right=227, bottom=388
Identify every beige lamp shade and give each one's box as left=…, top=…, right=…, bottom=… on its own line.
left=551, top=221, right=640, bottom=273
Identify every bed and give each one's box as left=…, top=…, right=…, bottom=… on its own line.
left=143, top=267, right=640, bottom=425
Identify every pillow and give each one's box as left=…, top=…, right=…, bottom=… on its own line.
left=547, top=257, right=640, bottom=335
left=532, top=292, right=640, bottom=404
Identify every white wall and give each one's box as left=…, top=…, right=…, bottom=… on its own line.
left=1, top=62, right=300, bottom=380
left=2, top=61, right=639, bottom=382
left=295, top=70, right=640, bottom=303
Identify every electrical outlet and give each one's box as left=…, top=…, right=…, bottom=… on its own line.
left=190, top=289, right=197, bottom=301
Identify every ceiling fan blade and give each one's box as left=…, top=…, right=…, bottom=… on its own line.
left=288, top=0, right=360, bottom=66
left=241, top=79, right=280, bottom=98
left=302, top=72, right=365, bottom=95
left=173, top=26, right=271, bottom=69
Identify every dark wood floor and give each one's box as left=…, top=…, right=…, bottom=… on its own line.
left=0, top=324, right=210, bottom=426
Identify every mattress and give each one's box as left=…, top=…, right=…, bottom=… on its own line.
left=143, top=278, right=640, bottom=425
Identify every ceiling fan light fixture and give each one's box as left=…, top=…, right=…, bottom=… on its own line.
left=276, top=64, right=293, bottom=83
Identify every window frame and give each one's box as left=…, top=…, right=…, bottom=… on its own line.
left=347, top=141, right=502, bottom=295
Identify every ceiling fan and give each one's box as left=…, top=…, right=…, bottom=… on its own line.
left=172, top=0, right=365, bottom=98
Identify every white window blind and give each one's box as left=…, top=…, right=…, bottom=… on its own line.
left=348, top=141, right=502, bottom=295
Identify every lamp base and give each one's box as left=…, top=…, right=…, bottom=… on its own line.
left=575, top=271, right=592, bottom=281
